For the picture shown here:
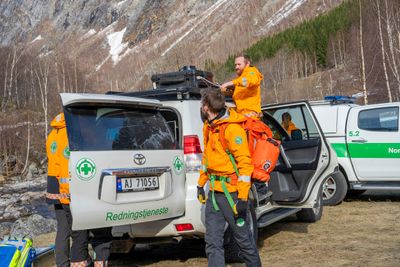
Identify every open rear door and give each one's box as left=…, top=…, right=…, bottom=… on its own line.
left=263, top=102, right=333, bottom=206
left=61, top=93, right=185, bottom=230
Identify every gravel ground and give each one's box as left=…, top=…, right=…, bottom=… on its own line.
left=33, top=191, right=400, bottom=267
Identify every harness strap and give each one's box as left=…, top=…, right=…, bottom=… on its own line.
left=210, top=175, right=219, bottom=212
left=210, top=175, right=237, bottom=215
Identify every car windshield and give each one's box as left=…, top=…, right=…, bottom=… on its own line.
left=64, top=106, right=177, bottom=151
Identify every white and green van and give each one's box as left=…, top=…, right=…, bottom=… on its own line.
left=309, top=96, right=400, bottom=205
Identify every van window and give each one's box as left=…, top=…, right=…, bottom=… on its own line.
left=265, top=105, right=320, bottom=140
left=358, top=107, right=399, bottom=132
left=64, top=106, right=177, bottom=151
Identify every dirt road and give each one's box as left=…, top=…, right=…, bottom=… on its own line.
left=34, top=191, right=400, bottom=267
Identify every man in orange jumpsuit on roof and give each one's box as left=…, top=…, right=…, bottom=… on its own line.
left=220, top=54, right=263, bottom=119
left=220, top=55, right=272, bottom=202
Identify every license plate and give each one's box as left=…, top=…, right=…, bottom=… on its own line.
left=117, top=176, right=159, bottom=192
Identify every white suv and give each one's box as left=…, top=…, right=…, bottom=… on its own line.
left=61, top=85, right=337, bottom=261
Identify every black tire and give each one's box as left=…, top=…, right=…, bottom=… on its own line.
left=224, top=201, right=258, bottom=263
left=322, top=170, right=348, bottom=206
left=297, top=194, right=323, bottom=222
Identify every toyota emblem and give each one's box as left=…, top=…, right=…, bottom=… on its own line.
left=133, top=154, right=146, bottom=165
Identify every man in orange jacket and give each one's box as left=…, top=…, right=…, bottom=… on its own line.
left=221, top=55, right=273, bottom=202
left=197, top=89, right=261, bottom=267
left=220, top=55, right=263, bottom=119
left=46, top=112, right=90, bottom=267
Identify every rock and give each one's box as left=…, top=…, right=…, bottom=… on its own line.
left=10, top=214, right=57, bottom=238
left=25, top=171, right=33, bottom=180
left=3, top=213, right=11, bottom=220
left=0, top=221, right=13, bottom=236
left=28, top=162, right=39, bottom=175
left=5, top=204, right=13, bottom=213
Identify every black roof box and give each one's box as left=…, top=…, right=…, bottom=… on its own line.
left=151, top=66, right=213, bottom=89
left=107, top=66, right=219, bottom=100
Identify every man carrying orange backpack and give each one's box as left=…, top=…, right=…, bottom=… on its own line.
left=197, top=89, right=261, bottom=267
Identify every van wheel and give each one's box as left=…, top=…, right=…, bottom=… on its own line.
left=224, top=201, right=258, bottom=263
left=322, top=171, right=348, bottom=206
left=297, top=194, right=323, bottom=222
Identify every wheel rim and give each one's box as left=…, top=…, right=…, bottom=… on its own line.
left=322, top=176, right=337, bottom=201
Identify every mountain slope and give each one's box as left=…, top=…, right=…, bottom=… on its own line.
left=0, top=0, right=342, bottom=90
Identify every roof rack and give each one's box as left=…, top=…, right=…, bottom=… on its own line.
left=107, top=86, right=218, bottom=101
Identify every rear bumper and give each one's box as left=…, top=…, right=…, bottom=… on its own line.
left=112, top=172, right=206, bottom=238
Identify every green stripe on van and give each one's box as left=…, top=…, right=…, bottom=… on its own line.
left=331, top=143, right=400, bottom=158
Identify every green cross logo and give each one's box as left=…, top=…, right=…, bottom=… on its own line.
left=50, top=141, right=57, bottom=154
left=173, top=156, right=184, bottom=175
left=76, top=158, right=96, bottom=181
left=63, top=146, right=70, bottom=159
left=235, top=136, right=243, bottom=145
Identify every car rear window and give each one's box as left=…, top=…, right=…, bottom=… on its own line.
left=64, top=106, right=177, bottom=151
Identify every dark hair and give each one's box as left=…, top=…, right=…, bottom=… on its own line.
left=235, top=54, right=250, bottom=64
left=201, top=88, right=225, bottom=113
left=282, top=112, right=292, bottom=121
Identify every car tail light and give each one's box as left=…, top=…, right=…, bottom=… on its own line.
left=184, top=135, right=202, bottom=154
left=175, top=223, right=194, bottom=232
left=184, top=135, right=202, bottom=173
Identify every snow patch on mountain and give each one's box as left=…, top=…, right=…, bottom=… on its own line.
left=30, top=35, right=43, bottom=43
left=161, top=0, right=230, bottom=56
left=82, top=29, right=97, bottom=40
left=258, top=0, right=306, bottom=35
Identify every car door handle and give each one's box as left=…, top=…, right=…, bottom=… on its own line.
left=351, top=138, right=368, bottom=143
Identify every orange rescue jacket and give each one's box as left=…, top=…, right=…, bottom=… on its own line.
left=46, top=113, right=70, bottom=204
left=281, top=121, right=299, bottom=136
left=231, top=66, right=263, bottom=115
left=197, top=109, right=254, bottom=200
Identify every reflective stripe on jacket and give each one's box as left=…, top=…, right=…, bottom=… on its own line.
left=46, top=113, right=70, bottom=205
left=231, top=66, right=263, bottom=115
left=198, top=109, right=253, bottom=200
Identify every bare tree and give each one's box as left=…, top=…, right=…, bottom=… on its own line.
left=20, top=113, right=30, bottom=175
left=384, top=0, right=400, bottom=96
left=359, top=0, right=368, bottom=104
left=35, top=58, right=50, bottom=138
left=376, top=0, right=393, bottom=102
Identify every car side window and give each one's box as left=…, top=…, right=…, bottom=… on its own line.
left=265, top=105, right=320, bottom=141
left=358, top=107, right=399, bottom=132
left=263, top=118, right=288, bottom=141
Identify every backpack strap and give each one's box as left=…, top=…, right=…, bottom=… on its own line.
left=218, top=123, right=241, bottom=177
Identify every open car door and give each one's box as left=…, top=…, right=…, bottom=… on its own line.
left=61, top=93, right=185, bottom=230
left=263, top=101, right=334, bottom=207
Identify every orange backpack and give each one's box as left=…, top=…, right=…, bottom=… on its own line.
left=210, top=118, right=280, bottom=182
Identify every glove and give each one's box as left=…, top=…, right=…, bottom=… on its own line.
left=197, top=186, right=206, bottom=204
left=234, top=200, right=248, bottom=226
